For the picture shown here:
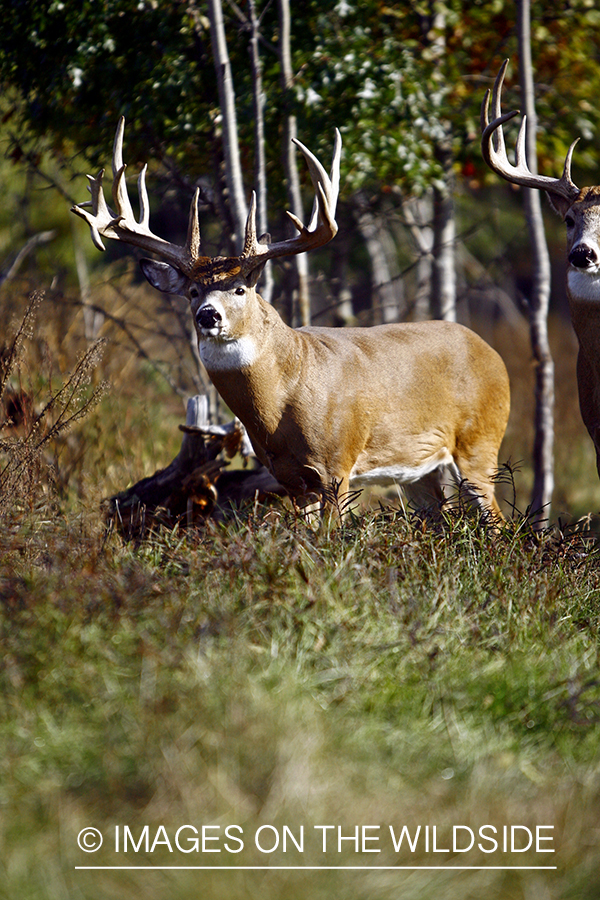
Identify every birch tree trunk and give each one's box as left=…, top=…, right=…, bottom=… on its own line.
left=277, top=0, right=311, bottom=325
left=431, top=190, right=456, bottom=320
left=518, top=0, right=555, bottom=523
left=247, top=0, right=273, bottom=303
left=428, top=5, right=456, bottom=322
left=402, top=196, right=433, bottom=321
left=206, top=0, right=248, bottom=251
left=356, top=196, right=401, bottom=324
left=72, top=220, right=104, bottom=343
left=431, top=145, right=456, bottom=323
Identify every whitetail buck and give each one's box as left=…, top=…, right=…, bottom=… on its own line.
left=482, top=59, right=600, bottom=480
left=72, top=118, right=510, bottom=518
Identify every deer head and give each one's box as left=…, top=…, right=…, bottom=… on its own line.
left=72, top=118, right=342, bottom=341
left=479, top=61, right=600, bottom=284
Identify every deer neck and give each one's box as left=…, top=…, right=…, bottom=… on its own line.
left=567, top=268, right=600, bottom=354
left=198, top=293, right=304, bottom=443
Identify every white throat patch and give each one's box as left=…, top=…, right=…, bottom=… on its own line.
left=568, top=268, right=600, bottom=303
left=198, top=335, right=258, bottom=371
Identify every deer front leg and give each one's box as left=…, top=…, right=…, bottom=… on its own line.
left=319, top=474, right=353, bottom=522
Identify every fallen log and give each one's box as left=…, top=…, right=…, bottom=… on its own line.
left=105, top=395, right=284, bottom=538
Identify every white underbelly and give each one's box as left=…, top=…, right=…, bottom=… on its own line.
left=349, top=449, right=455, bottom=487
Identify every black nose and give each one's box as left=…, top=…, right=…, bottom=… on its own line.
left=196, top=305, right=222, bottom=329
left=569, top=244, right=598, bottom=269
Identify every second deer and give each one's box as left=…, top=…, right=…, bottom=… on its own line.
left=481, top=59, right=600, bottom=481
left=73, top=120, right=510, bottom=520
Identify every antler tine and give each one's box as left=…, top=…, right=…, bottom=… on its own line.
left=241, top=192, right=259, bottom=257
left=294, top=128, right=342, bottom=232
left=111, top=117, right=136, bottom=223
left=481, top=59, right=580, bottom=201
left=480, top=60, right=523, bottom=173
left=77, top=170, right=112, bottom=251
left=562, top=138, right=580, bottom=187
left=137, top=165, right=151, bottom=229
left=513, top=113, right=529, bottom=171
left=240, top=130, right=342, bottom=267
left=185, top=188, right=201, bottom=259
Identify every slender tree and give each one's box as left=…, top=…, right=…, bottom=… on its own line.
left=247, top=0, right=273, bottom=303
left=277, top=0, right=311, bottom=325
left=206, top=0, right=248, bottom=250
left=428, top=3, right=456, bottom=323
left=517, top=0, right=555, bottom=522
left=431, top=143, right=456, bottom=322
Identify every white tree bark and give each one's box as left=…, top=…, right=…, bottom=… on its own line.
left=206, top=0, right=248, bottom=251
left=431, top=166, right=456, bottom=323
left=247, top=0, right=273, bottom=303
left=428, top=5, right=456, bottom=322
left=72, top=221, right=104, bottom=342
left=402, top=196, right=433, bottom=321
left=356, top=198, right=402, bottom=324
left=518, top=0, right=555, bottom=523
left=277, top=0, right=310, bottom=325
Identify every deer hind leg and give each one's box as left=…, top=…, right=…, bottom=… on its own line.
left=450, top=451, right=505, bottom=520
left=402, top=457, right=503, bottom=520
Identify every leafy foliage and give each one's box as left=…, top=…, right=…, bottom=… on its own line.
left=2, top=0, right=600, bottom=203
left=299, top=6, right=449, bottom=194
left=298, top=0, right=600, bottom=195
left=0, top=1, right=212, bottom=166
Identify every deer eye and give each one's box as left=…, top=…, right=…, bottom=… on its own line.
left=565, top=215, right=575, bottom=229
left=190, top=286, right=199, bottom=299
left=234, top=287, right=245, bottom=296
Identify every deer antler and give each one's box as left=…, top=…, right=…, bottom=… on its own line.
left=72, top=117, right=201, bottom=274
left=240, top=131, right=342, bottom=270
left=72, top=119, right=341, bottom=278
left=481, top=59, right=580, bottom=202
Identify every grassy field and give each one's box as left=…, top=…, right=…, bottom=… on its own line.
left=1, top=285, right=600, bottom=899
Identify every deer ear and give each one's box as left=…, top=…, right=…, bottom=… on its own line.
left=140, top=259, right=188, bottom=296
left=546, top=192, right=573, bottom=219
left=245, top=261, right=267, bottom=288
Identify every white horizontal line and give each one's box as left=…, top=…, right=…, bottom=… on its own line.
left=75, top=865, right=558, bottom=871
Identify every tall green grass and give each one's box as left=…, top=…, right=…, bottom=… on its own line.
left=1, top=504, right=599, bottom=899
left=1, top=286, right=600, bottom=899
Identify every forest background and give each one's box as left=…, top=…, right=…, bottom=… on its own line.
left=2, top=0, right=600, bottom=517
left=1, top=3, right=600, bottom=900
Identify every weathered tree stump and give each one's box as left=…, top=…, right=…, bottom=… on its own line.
left=106, top=396, right=284, bottom=538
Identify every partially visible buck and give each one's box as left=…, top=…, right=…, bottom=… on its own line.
left=481, top=59, right=600, bottom=480
left=72, top=118, right=510, bottom=519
